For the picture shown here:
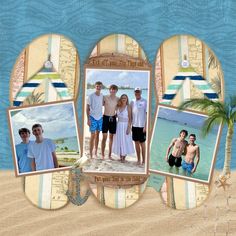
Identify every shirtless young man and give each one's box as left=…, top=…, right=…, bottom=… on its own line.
left=165, top=130, right=188, bottom=168
left=182, top=134, right=200, bottom=175
left=101, top=85, right=119, bottom=160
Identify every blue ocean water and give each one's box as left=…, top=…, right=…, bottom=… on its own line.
left=55, top=136, right=79, bottom=152
left=87, top=88, right=148, bottom=101
left=150, top=118, right=219, bottom=181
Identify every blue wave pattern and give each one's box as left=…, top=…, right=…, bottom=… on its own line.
left=0, top=0, right=236, bottom=169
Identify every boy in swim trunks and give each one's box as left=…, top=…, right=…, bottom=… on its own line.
left=101, top=84, right=119, bottom=160
left=165, top=130, right=188, bottom=168
left=86, top=81, right=103, bottom=158
left=182, top=134, right=200, bottom=175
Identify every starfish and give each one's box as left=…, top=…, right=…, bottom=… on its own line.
left=215, top=174, right=231, bottom=190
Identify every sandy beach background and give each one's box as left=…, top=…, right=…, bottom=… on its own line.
left=83, top=134, right=145, bottom=173
left=0, top=170, right=235, bottom=236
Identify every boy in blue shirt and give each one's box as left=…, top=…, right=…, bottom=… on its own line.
left=15, top=128, right=32, bottom=173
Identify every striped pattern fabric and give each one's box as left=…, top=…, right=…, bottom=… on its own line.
left=13, top=69, right=71, bottom=106
left=161, top=71, right=219, bottom=104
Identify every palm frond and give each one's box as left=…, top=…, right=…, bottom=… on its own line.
left=229, top=95, right=236, bottom=109
left=202, top=116, right=222, bottom=137
left=24, top=92, right=44, bottom=105
left=231, top=110, right=236, bottom=123
left=209, top=75, right=222, bottom=95
left=178, top=98, right=224, bottom=113
left=208, top=110, right=228, bottom=123
left=208, top=50, right=218, bottom=69
left=178, top=98, right=230, bottom=136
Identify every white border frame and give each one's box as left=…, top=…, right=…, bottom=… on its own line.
left=149, top=104, right=222, bottom=184
left=8, top=100, right=81, bottom=177
left=82, top=68, right=151, bottom=176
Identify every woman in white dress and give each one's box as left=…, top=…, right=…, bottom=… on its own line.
left=112, top=94, right=135, bottom=162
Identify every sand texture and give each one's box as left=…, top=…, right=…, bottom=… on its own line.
left=0, top=171, right=235, bottom=236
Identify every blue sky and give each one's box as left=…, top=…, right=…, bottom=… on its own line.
left=86, top=69, right=149, bottom=89
left=158, top=106, right=219, bottom=134
left=10, top=102, right=79, bottom=144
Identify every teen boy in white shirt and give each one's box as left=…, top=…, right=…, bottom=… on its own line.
left=28, top=124, right=58, bottom=171
left=86, top=81, right=104, bottom=158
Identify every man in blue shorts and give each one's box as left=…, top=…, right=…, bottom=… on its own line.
left=15, top=128, right=32, bottom=173
left=86, top=81, right=104, bottom=158
left=182, top=134, right=200, bottom=175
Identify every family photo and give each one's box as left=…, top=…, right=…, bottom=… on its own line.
left=8, top=101, right=81, bottom=176
left=83, top=69, right=150, bottom=174
left=150, top=105, right=222, bottom=183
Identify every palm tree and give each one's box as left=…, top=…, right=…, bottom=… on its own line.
left=179, top=96, right=236, bottom=179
